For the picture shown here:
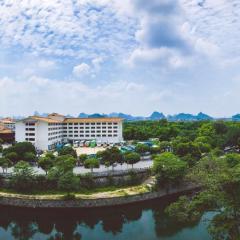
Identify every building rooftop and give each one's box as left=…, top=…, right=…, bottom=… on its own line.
left=0, top=125, right=13, bottom=134
left=23, top=116, right=63, bottom=123
left=63, top=117, right=123, bottom=123
left=19, top=114, right=123, bottom=124
left=0, top=118, right=16, bottom=124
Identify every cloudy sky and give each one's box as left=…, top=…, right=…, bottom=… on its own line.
left=0, top=0, right=240, bottom=117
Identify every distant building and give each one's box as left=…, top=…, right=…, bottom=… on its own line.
left=0, top=118, right=16, bottom=131
left=0, top=125, right=15, bottom=143
left=15, top=113, right=123, bottom=151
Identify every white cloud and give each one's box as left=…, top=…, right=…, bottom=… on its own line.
left=0, top=75, right=151, bottom=116
left=38, top=60, right=57, bottom=69
left=0, top=0, right=138, bottom=59
left=72, top=63, right=91, bottom=77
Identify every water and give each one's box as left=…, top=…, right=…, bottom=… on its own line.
left=0, top=196, right=212, bottom=240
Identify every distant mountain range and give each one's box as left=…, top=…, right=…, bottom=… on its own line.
left=2, top=111, right=240, bottom=122
left=78, top=111, right=218, bottom=121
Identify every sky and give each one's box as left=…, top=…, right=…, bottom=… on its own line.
left=0, top=0, right=240, bottom=118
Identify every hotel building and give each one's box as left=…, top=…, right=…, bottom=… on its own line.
left=15, top=113, right=123, bottom=151
left=0, top=118, right=16, bottom=131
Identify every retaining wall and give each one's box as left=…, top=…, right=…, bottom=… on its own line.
left=0, top=183, right=199, bottom=208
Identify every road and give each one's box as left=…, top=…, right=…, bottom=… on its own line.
left=0, top=160, right=153, bottom=175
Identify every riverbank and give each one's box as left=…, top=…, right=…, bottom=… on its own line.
left=0, top=182, right=199, bottom=208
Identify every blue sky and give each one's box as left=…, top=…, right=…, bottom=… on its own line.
left=0, top=0, right=240, bottom=117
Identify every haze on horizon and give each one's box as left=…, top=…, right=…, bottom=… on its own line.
left=0, top=0, right=240, bottom=118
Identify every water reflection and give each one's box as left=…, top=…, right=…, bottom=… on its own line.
left=0, top=195, right=211, bottom=240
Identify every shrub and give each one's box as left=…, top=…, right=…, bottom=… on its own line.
left=62, top=193, right=76, bottom=200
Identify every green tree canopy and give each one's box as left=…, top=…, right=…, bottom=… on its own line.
left=153, top=152, right=187, bottom=185
left=0, top=157, right=12, bottom=173
left=84, top=158, right=100, bottom=173
left=58, top=146, right=77, bottom=158
left=10, top=161, right=35, bottom=192
left=124, top=152, right=141, bottom=168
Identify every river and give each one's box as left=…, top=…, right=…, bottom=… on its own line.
left=0, top=196, right=213, bottom=240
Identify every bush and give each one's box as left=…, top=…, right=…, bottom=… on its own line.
left=10, top=161, right=36, bottom=192
left=62, top=193, right=76, bottom=200
left=57, top=171, right=79, bottom=192
left=79, top=173, right=95, bottom=189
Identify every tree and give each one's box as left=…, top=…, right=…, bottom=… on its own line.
left=100, top=147, right=123, bottom=171
left=135, top=144, right=150, bottom=154
left=23, top=152, right=36, bottom=163
left=225, top=153, right=240, bottom=167
left=4, top=152, right=18, bottom=164
left=124, top=152, right=140, bottom=168
left=47, top=155, right=76, bottom=181
left=58, top=146, right=77, bottom=158
left=57, top=171, right=79, bottom=192
left=165, top=153, right=240, bottom=239
left=84, top=158, right=100, bottom=173
left=3, top=142, right=36, bottom=163
left=153, top=152, right=187, bottom=186
left=79, top=154, right=88, bottom=164
left=38, top=156, right=54, bottom=175
left=0, top=157, right=12, bottom=173
left=10, top=161, right=35, bottom=192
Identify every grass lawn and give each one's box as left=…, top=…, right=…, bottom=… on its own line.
left=0, top=184, right=150, bottom=200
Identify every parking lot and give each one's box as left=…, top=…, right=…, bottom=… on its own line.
left=74, top=146, right=107, bottom=156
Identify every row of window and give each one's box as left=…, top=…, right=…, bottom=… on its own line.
left=48, top=127, right=63, bottom=131
left=25, top=133, right=35, bottom=136
left=48, top=135, right=62, bottom=141
left=48, top=123, right=62, bottom=126
left=25, top=123, right=35, bottom=126
left=64, top=134, right=118, bottom=138
left=64, top=122, right=118, bottom=126
left=64, top=126, right=118, bottom=130
left=65, top=130, right=118, bottom=134
left=25, top=128, right=35, bottom=131
left=25, top=138, right=35, bottom=141
left=48, top=131, right=64, bottom=136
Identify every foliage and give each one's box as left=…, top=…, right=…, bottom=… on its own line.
left=79, top=154, right=88, bottom=163
left=166, top=152, right=240, bottom=239
left=98, top=147, right=123, bottom=170
left=135, top=144, right=150, bottom=154
left=23, top=152, right=36, bottom=163
left=58, top=146, right=77, bottom=158
left=84, top=158, right=100, bottom=172
left=0, top=157, right=12, bottom=173
left=38, top=156, right=54, bottom=174
left=57, top=171, right=79, bottom=192
left=124, top=152, right=141, bottom=168
left=4, top=152, right=18, bottom=164
left=3, top=142, right=36, bottom=163
left=153, top=152, right=187, bottom=186
left=62, top=193, right=76, bottom=200
left=10, top=161, right=35, bottom=192
left=47, top=155, right=76, bottom=180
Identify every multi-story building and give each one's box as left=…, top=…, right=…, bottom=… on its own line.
left=15, top=113, right=123, bottom=151
left=0, top=118, right=16, bottom=131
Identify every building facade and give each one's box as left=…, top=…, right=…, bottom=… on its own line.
left=15, top=113, right=123, bottom=150
left=0, top=125, right=15, bottom=143
left=0, top=118, right=16, bottom=131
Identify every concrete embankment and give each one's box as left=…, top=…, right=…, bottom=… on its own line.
left=0, top=183, right=199, bottom=208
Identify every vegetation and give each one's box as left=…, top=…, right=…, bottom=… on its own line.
left=2, top=119, right=240, bottom=238
left=124, top=152, right=141, bottom=168
left=153, top=152, right=187, bottom=186
left=84, top=158, right=100, bottom=172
